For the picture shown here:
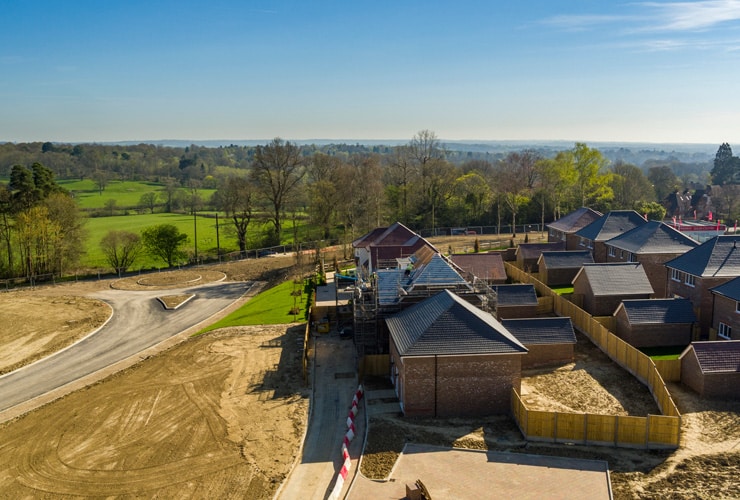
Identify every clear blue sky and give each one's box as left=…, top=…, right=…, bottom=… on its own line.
left=2, top=1, right=739, bottom=144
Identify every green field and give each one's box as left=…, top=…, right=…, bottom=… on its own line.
left=58, top=179, right=216, bottom=210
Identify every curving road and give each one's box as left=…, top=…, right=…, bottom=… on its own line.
left=0, top=280, right=254, bottom=417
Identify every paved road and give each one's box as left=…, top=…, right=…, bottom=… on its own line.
left=0, top=280, right=253, bottom=416
left=277, top=333, right=361, bottom=500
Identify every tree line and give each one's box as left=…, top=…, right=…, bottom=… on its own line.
left=0, top=133, right=734, bottom=280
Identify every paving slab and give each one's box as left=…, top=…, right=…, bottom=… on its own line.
left=348, top=443, right=612, bottom=500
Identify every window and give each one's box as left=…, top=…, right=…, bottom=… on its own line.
left=736, top=301, right=740, bottom=313
left=684, top=274, right=695, bottom=287
left=719, top=322, right=732, bottom=340
left=628, top=253, right=637, bottom=263
left=579, top=237, right=586, bottom=247
left=671, top=269, right=682, bottom=282
left=608, top=246, right=615, bottom=257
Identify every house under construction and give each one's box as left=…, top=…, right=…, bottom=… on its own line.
left=352, top=245, right=497, bottom=356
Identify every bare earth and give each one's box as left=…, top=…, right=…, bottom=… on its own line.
left=1, top=246, right=739, bottom=498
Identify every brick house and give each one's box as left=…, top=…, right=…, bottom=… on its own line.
left=353, top=221, right=437, bottom=276
left=665, top=235, right=740, bottom=337
left=387, top=290, right=527, bottom=417
left=501, top=317, right=576, bottom=368
left=449, top=252, right=507, bottom=284
left=710, top=277, right=740, bottom=340
left=680, top=341, right=740, bottom=399
left=572, top=263, right=654, bottom=317
left=574, top=210, right=648, bottom=262
left=605, top=221, right=699, bottom=298
left=613, top=298, right=696, bottom=348
left=537, top=250, right=594, bottom=287
left=515, top=241, right=566, bottom=273
left=491, top=284, right=539, bottom=319
left=547, top=207, right=602, bottom=250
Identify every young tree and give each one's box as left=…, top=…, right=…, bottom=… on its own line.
left=100, top=230, right=143, bottom=274
left=141, top=224, right=188, bottom=267
left=250, top=138, right=305, bottom=244
left=213, top=176, right=254, bottom=255
left=138, top=192, right=158, bottom=214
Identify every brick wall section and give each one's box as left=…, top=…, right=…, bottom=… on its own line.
left=541, top=266, right=580, bottom=287
left=712, top=294, right=740, bottom=340
left=496, top=305, right=539, bottom=320
left=521, top=344, right=573, bottom=369
left=592, top=241, right=608, bottom=263
left=614, top=316, right=692, bottom=348
left=398, top=354, right=522, bottom=417
left=668, top=276, right=732, bottom=336
left=680, top=349, right=705, bottom=396
left=701, top=373, right=740, bottom=399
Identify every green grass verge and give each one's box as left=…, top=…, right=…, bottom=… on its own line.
left=639, top=345, right=686, bottom=360
left=198, top=280, right=312, bottom=334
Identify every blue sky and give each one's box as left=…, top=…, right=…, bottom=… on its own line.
left=1, top=1, right=740, bottom=144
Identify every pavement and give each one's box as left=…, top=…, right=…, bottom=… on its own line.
left=347, top=443, right=613, bottom=500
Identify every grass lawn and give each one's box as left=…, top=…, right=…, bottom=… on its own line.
left=550, top=285, right=574, bottom=295
left=639, top=345, right=686, bottom=360
left=199, top=280, right=311, bottom=333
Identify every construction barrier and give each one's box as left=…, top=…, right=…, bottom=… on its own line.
left=505, top=262, right=681, bottom=448
left=328, top=385, right=364, bottom=500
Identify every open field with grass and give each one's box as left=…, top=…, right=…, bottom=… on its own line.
left=59, top=179, right=217, bottom=210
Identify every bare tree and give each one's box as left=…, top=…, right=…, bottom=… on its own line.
left=213, top=176, right=254, bottom=255
left=250, top=138, right=305, bottom=244
left=100, top=230, right=143, bottom=274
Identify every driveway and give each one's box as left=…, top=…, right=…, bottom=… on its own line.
left=0, top=280, right=257, bottom=421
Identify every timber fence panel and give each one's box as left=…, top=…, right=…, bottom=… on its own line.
left=586, top=414, right=618, bottom=446
left=647, top=415, right=681, bottom=448
left=525, top=410, right=557, bottom=442
left=616, top=416, right=648, bottom=448
left=655, top=359, right=681, bottom=382
left=555, top=412, right=587, bottom=443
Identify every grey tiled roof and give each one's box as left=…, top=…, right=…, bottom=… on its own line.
left=665, top=235, right=740, bottom=278
left=711, top=277, right=740, bottom=301
left=491, top=284, right=539, bottom=305
left=450, top=253, right=507, bottom=281
left=502, top=317, right=577, bottom=345
left=538, top=250, right=594, bottom=269
left=407, top=253, right=470, bottom=290
left=387, top=290, right=528, bottom=357
left=606, top=221, right=699, bottom=254
left=375, top=254, right=472, bottom=306
left=547, top=207, right=602, bottom=233
left=575, top=263, right=654, bottom=296
left=574, top=210, right=647, bottom=242
left=516, top=242, right=566, bottom=260
left=688, top=341, right=740, bottom=373
left=618, top=299, right=696, bottom=324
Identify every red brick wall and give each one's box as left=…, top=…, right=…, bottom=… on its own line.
left=712, top=295, right=740, bottom=340
left=397, top=353, right=522, bottom=417
left=521, top=344, right=573, bottom=369
left=701, top=373, right=740, bottom=400
left=668, top=276, right=732, bottom=336
left=541, top=266, right=581, bottom=287
left=496, top=305, right=539, bottom=320
left=680, top=349, right=705, bottom=396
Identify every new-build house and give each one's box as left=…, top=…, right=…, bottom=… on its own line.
left=614, top=298, right=696, bottom=348
left=605, top=221, right=699, bottom=297
left=537, top=250, right=594, bottom=287
left=665, top=235, right=740, bottom=336
left=502, top=317, right=577, bottom=368
left=547, top=207, right=602, bottom=250
left=680, top=341, right=740, bottom=399
left=515, top=241, right=566, bottom=273
left=353, top=222, right=436, bottom=276
left=574, top=210, right=648, bottom=262
left=449, top=252, right=507, bottom=284
left=387, top=290, right=528, bottom=417
left=572, top=263, right=654, bottom=317
left=710, top=277, right=740, bottom=340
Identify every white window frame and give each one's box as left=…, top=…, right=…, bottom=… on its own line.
left=684, top=274, right=695, bottom=287
left=628, top=253, right=637, bottom=263
left=736, top=301, right=740, bottom=314
left=670, top=268, right=682, bottom=282
left=608, top=246, right=615, bottom=257
left=718, top=322, right=732, bottom=340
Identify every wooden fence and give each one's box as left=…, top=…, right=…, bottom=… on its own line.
left=505, top=262, right=681, bottom=448
left=511, top=390, right=681, bottom=449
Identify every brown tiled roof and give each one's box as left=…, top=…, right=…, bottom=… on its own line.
left=688, top=341, right=740, bottom=373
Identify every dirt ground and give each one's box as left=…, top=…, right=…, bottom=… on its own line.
left=2, top=243, right=740, bottom=498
